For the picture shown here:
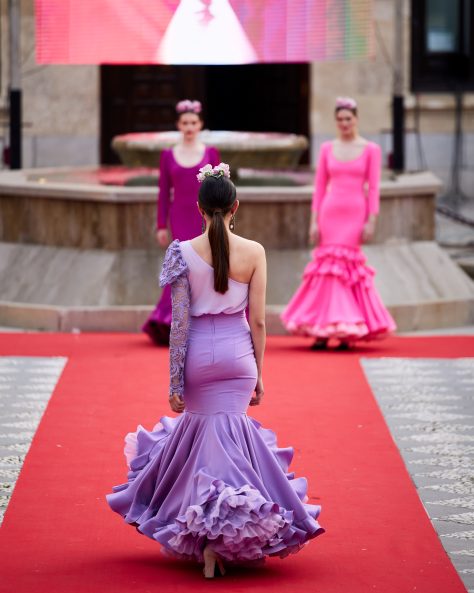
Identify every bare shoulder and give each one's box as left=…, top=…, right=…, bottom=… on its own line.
left=233, top=235, right=265, bottom=256
left=189, top=235, right=206, bottom=248
left=244, top=237, right=265, bottom=255
left=252, top=241, right=266, bottom=258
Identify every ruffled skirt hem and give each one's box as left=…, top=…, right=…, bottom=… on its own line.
left=153, top=477, right=323, bottom=563
left=285, top=320, right=392, bottom=341
left=281, top=244, right=396, bottom=340
left=107, top=413, right=324, bottom=563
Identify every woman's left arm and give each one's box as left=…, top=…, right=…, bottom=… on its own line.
left=168, top=273, right=190, bottom=413
left=363, top=144, right=382, bottom=242
left=159, top=240, right=190, bottom=413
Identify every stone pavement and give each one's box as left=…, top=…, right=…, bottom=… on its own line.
left=0, top=357, right=66, bottom=525
left=363, top=358, right=474, bottom=593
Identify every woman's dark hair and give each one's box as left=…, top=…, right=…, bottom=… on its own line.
left=177, top=109, right=203, bottom=122
left=198, top=175, right=237, bottom=294
left=335, top=105, right=358, bottom=117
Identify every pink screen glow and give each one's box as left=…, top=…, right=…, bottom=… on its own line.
left=36, top=0, right=373, bottom=65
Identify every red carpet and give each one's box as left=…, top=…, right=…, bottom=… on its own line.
left=1, top=334, right=472, bottom=593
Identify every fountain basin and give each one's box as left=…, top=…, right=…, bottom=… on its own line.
left=112, top=130, right=309, bottom=170
left=1, top=167, right=469, bottom=335
left=0, top=167, right=441, bottom=250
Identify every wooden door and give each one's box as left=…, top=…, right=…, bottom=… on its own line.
left=100, top=65, right=205, bottom=163
left=101, top=64, right=309, bottom=164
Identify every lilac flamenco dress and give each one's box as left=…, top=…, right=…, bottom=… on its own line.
left=281, top=141, right=396, bottom=341
left=108, top=240, right=324, bottom=563
left=142, top=146, right=220, bottom=344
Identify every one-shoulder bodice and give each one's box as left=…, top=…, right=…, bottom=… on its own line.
left=179, top=240, right=248, bottom=317
left=158, top=239, right=248, bottom=397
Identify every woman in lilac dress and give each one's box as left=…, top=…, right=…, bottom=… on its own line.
left=142, top=99, right=220, bottom=345
left=108, top=163, right=324, bottom=578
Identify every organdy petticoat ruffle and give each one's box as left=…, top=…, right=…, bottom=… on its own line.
left=168, top=477, right=293, bottom=562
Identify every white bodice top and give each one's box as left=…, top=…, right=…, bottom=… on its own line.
left=179, top=240, right=248, bottom=317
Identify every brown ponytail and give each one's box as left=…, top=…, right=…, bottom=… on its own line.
left=198, top=174, right=237, bottom=294
left=208, top=210, right=230, bottom=294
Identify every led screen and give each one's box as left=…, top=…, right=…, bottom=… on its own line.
left=36, top=0, right=373, bottom=65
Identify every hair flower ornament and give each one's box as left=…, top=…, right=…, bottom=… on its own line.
left=335, top=96, right=357, bottom=110
left=197, top=162, right=231, bottom=182
left=176, top=99, right=202, bottom=114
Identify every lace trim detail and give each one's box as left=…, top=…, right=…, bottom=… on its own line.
left=159, top=240, right=188, bottom=287
left=156, top=240, right=190, bottom=397
left=169, top=272, right=190, bottom=396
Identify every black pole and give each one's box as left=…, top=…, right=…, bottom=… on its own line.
left=392, top=94, right=405, bottom=172
left=451, top=91, right=463, bottom=199
left=9, top=88, right=21, bottom=169
left=441, top=90, right=466, bottom=207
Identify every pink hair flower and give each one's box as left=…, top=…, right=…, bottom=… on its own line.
left=197, top=164, right=214, bottom=182
left=335, top=96, right=357, bottom=110
left=176, top=99, right=202, bottom=114
left=217, top=162, right=230, bottom=178
left=197, top=162, right=231, bottom=182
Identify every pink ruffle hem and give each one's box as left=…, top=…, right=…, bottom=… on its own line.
left=281, top=244, right=396, bottom=340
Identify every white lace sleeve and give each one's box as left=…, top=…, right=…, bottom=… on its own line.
left=169, top=272, right=190, bottom=397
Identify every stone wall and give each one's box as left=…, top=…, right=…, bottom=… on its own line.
left=0, top=1, right=99, bottom=168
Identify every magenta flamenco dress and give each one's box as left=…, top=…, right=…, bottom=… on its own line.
left=281, top=141, right=396, bottom=341
left=108, top=240, right=324, bottom=563
left=142, top=146, right=220, bottom=344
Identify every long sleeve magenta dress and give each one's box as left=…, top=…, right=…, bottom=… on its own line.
left=281, top=141, right=396, bottom=341
left=142, top=145, right=220, bottom=344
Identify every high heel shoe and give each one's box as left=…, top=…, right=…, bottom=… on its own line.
left=335, top=340, right=354, bottom=351
left=310, top=338, right=328, bottom=351
left=203, top=546, right=226, bottom=578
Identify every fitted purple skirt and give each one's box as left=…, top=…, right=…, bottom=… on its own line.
left=184, top=312, right=257, bottom=414
left=107, top=311, right=324, bottom=563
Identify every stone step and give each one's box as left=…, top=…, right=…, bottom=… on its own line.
left=458, top=257, right=474, bottom=279
left=0, top=241, right=473, bottom=333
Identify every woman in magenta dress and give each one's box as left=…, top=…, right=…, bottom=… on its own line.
left=142, top=99, right=220, bottom=345
left=108, top=163, right=323, bottom=578
left=281, top=97, right=396, bottom=350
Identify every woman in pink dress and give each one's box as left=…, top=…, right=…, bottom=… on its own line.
left=281, top=97, right=396, bottom=350
left=143, top=99, right=220, bottom=345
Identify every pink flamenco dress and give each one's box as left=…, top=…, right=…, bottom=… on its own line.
left=281, top=141, right=396, bottom=342
left=142, top=146, right=220, bottom=345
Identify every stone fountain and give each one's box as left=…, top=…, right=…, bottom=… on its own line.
left=0, top=129, right=473, bottom=333
left=111, top=130, right=309, bottom=171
